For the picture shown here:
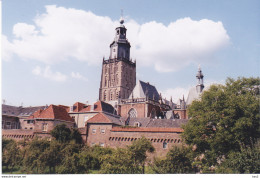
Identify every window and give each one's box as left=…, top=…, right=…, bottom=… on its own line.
left=134, top=122, right=141, bottom=127
left=30, top=127, right=33, bottom=130
left=101, top=129, right=105, bottom=134
left=42, top=123, right=48, bottom=132
left=6, top=122, right=11, bottom=129
left=128, top=108, right=137, bottom=118
left=104, top=91, right=107, bottom=101
left=92, top=129, right=96, bottom=134
left=110, top=92, right=113, bottom=100
left=11, top=122, right=16, bottom=129
left=163, top=142, right=167, bottom=149
left=27, top=120, right=34, bottom=124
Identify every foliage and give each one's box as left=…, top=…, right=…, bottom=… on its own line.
left=127, top=136, right=155, bottom=173
left=100, top=137, right=155, bottom=174
left=71, top=127, right=83, bottom=144
left=38, top=140, right=63, bottom=173
left=22, top=138, right=50, bottom=173
left=50, top=124, right=72, bottom=143
left=216, top=141, right=260, bottom=173
left=151, top=146, right=194, bottom=173
left=2, top=139, right=21, bottom=173
left=100, top=148, right=141, bottom=174
left=182, top=77, right=260, bottom=168
left=88, top=145, right=113, bottom=170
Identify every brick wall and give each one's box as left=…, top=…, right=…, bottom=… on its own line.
left=86, top=123, right=183, bottom=159
left=120, top=103, right=146, bottom=118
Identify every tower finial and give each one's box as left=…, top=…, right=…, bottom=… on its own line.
left=120, top=9, right=124, bottom=25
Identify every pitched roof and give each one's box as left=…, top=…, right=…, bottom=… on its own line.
left=2, top=104, right=46, bottom=117
left=186, top=86, right=201, bottom=106
left=122, top=117, right=188, bottom=128
left=146, top=119, right=188, bottom=128
left=73, top=100, right=116, bottom=114
left=71, top=102, right=87, bottom=112
left=29, top=105, right=74, bottom=122
left=129, top=80, right=160, bottom=101
left=87, top=113, right=123, bottom=125
left=111, top=127, right=184, bottom=133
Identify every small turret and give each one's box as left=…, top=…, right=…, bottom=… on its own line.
left=196, top=65, right=204, bottom=93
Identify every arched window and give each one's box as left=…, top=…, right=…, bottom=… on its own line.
left=116, top=91, right=119, bottom=99
left=134, top=122, right=141, bottom=127
left=110, top=92, right=113, bottom=100
left=128, top=108, right=137, bottom=118
left=105, top=76, right=107, bottom=86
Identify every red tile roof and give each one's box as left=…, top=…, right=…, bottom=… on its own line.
left=111, top=127, right=184, bottom=133
left=72, top=102, right=86, bottom=112
left=87, top=113, right=122, bottom=125
left=72, top=100, right=116, bottom=114
left=28, top=109, right=43, bottom=119
left=29, top=105, right=74, bottom=122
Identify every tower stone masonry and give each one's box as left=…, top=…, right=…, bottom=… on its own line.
left=99, top=17, right=136, bottom=104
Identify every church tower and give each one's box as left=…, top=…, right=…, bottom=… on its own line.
left=99, top=16, right=136, bottom=104
left=196, top=65, right=204, bottom=93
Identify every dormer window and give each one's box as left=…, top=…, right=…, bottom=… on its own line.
left=134, top=122, right=141, bottom=127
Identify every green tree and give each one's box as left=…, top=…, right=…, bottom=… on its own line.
left=71, top=127, right=83, bottom=144
left=89, top=145, right=113, bottom=170
left=38, top=140, right=63, bottom=173
left=100, top=148, right=141, bottom=174
left=128, top=136, right=155, bottom=173
left=151, top=146, right=194, bottom=173
left=22, top=138, right=50, bottom=173
left=182, top=77, right=260, bottom=169
left=216, top=142, right=260, bottom=173
left=50, top=124, right=71, bottom=143
left=2, top=140, right=21, bottom=173
left=57, top=152, right=84, bottom=174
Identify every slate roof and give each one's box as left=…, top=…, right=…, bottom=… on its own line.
left=2, top=104, right=46, bottom=117
left=186, top=86, right=201, bottom=106
left=87, top=112, right=123, bottom=126
left=146, top=119, right=188, bottom=128
left=29, top=105, right=74, bottom=122
left=123, top=117, right=188, bottom=128
left=129, top=80, right=160, bottom=101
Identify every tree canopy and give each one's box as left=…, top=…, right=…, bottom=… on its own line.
left=182, top=77, right=260, bottom=170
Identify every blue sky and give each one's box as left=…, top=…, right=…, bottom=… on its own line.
left=2, top=0, right=260, bottom=107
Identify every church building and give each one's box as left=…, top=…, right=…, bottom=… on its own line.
left=99, top=17, right=136, bottom=106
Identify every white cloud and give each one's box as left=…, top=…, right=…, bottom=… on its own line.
left=32, top=65, right=67, bottom=82
left=71, top=72, right=88, bottom=81
left=2, top=35, right=15, bottom=61
left=160, top=87, right=190, bottom=103
left=160, top=79, right=225, bottom=103
left=3, top=5, right=230, bottom=72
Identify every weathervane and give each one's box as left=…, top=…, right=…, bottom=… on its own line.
left=120, top=9, right=124, bottom=25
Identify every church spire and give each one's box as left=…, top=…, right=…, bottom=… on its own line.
left=196, top=65, right=204, bottom=93
left=120, top=9, right=124, bottom=25
left=109, top=12, right=131, bottom=60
